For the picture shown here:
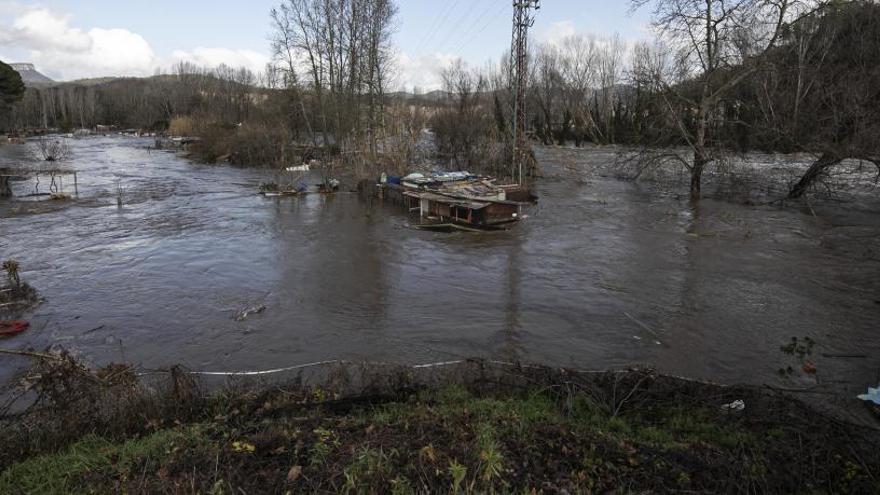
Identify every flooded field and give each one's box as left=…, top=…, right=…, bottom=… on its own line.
left=1, top=137, right=879, bottom=418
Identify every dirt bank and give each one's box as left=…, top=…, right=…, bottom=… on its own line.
left=0, top=359, right=876, bottom=494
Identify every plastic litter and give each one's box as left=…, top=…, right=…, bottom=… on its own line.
left=858, top=387, right=880, bottom=405
left=0, top=320, right=30, bottom=337
left=721, top=400, right=746, bottom=412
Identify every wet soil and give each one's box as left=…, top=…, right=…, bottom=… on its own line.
left=0, top=363, right=877, bottom=494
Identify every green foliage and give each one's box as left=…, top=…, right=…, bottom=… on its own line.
left=310, top=427, right=339, bottom=466
left=0, top=380, right=876, bottom=493
left=0, top=61, right=25, bottom=111
left=342, top=447, right=397, bottom=492
left=0, top=429, right=204, bottom=494
left=448, top=459, right=468, bottom=493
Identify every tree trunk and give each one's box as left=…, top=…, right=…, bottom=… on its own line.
left=0, top=176, right=11, bottom=198
left=788, top=153, right=842, bottom=199
left=691, top=100, right=709, bottom=200
left=691, top=153, right=707, bottom=199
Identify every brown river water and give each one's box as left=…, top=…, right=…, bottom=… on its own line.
left=1, top=137, right=879, bottom=420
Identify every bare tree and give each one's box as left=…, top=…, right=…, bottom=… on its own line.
left=774, top=1, right=880, bottom=198
left=631, top=0, right=804, bottom=199
left=431, top=61, right=504, bottom=172
left=531, top=44, right=563, bottom=144
left=270, top=0, right=398, bottom=154
left=32, top=138, right=72, bottom=162
left=558, top=35, right=602, bottom=144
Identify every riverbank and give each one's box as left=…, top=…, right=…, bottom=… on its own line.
left=0, top=359, right=876, bottom=494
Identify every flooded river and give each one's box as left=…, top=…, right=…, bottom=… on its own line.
left=1, top=137, right=879, bottom=418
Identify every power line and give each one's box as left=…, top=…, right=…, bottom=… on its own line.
left=433, top=0, right=490, bottom=54
left=451, top=0, right=511, bottom=55
left=414, top=0, right=462, bottom=54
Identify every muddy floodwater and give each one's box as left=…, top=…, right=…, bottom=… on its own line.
left=1, top=137, right=879, bottom=418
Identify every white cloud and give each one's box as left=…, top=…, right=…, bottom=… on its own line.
left=395, top=52, right=459, bottom=92
left=0, top=1, right=27, bottom=17
left=9, top=8, right=92, bottom=52
left=28, top=26, right=157, bottom=80
left=170, top=47, right=270, bottom=76
left=0, top=5, right=271, bottom=80
left=537, top=20, right=577, bottom=47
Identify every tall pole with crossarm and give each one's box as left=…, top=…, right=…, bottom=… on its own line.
left=510, top=0, right=540, bottom=185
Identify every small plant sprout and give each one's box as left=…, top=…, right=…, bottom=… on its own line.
left=2, top=259, right=20, bottom=288
left=115, top=179, right=124, bottom=208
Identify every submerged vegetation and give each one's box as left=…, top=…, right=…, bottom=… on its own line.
left=0, top=260, right=39, bottom=316
left=0, top=359, right=876, bottom=494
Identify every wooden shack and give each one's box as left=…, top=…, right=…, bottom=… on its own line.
left=404, top=191, right=521, bottom=229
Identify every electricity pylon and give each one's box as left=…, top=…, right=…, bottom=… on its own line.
left=510, top=0, right=540, bottom=185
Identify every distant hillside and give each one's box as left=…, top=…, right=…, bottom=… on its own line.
left=9, top=63, right=54, bottom=86
left=67, top=77, right=123, bottom=87
left=388, top=89, right=452, bottom=102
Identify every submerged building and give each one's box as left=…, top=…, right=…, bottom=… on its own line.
left=382, top=172, right=528, bottom=230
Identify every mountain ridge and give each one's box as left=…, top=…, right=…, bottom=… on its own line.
left=8, top=63, right=55, bottom=86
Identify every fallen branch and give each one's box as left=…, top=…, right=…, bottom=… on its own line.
left=0, top=349, right=66, bottom=361
left=0, top=301, right=29, bottom=308
left=822, top=353, right=868, bottom=359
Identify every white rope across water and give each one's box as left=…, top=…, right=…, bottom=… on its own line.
left=185, top=360, right=355, bottom=377
left=146, top=359, right=475, bottom=377
left=140, top=359, right=655, bottom=378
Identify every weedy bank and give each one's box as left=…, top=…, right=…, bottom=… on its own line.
left=0, top=358, right=877, bottom=494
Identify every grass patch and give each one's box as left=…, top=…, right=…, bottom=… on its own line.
left=0, top=363, right=876, bottom=493
left=0, top=428, right=207, bottom=494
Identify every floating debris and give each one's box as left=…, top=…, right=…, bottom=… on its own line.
left=721, top=400, right=746, bottom=412
left=858, top=387, right=880, bottom=420
left=802, top=362, right=818, bottom=375
left=858, top=387, right=880, bottom=405
left=781, top=336, right=815, bottom=357
left=234, top=305, right=267, bottom=322
left=0, top=320, right=29, bottom=337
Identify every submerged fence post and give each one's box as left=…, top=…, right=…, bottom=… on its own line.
left=74, top=172, right=78, bottom=198
left=0, top=176, right=10, bottom=198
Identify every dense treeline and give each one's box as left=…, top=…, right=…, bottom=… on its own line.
left=744, top=0, right=880, bottom=197
left=1, top=63, right=276, bottom=133
left=0, top=61, right=25, bottom=117
left=2, top=0, right=878, bottom=196
left=428, top=34, right=632, bottom=179
left=269, top=0, right=398, bottom=154
left=1, top=0, right=406, bottom=174
left=430, top=0, right=879, bottom=196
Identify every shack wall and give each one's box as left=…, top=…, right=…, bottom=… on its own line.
left=485, top=203, right=519, bottom=223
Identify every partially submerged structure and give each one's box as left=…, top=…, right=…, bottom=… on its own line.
left=0, top=168, right=80, bottom=199
left=381, top=172, right=530, bottom=230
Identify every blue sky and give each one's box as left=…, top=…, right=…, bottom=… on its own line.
left=0, top=0, right=652, bottom=88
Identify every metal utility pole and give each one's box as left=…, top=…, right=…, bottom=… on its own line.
left=510, top=0, right=540, bottom=186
